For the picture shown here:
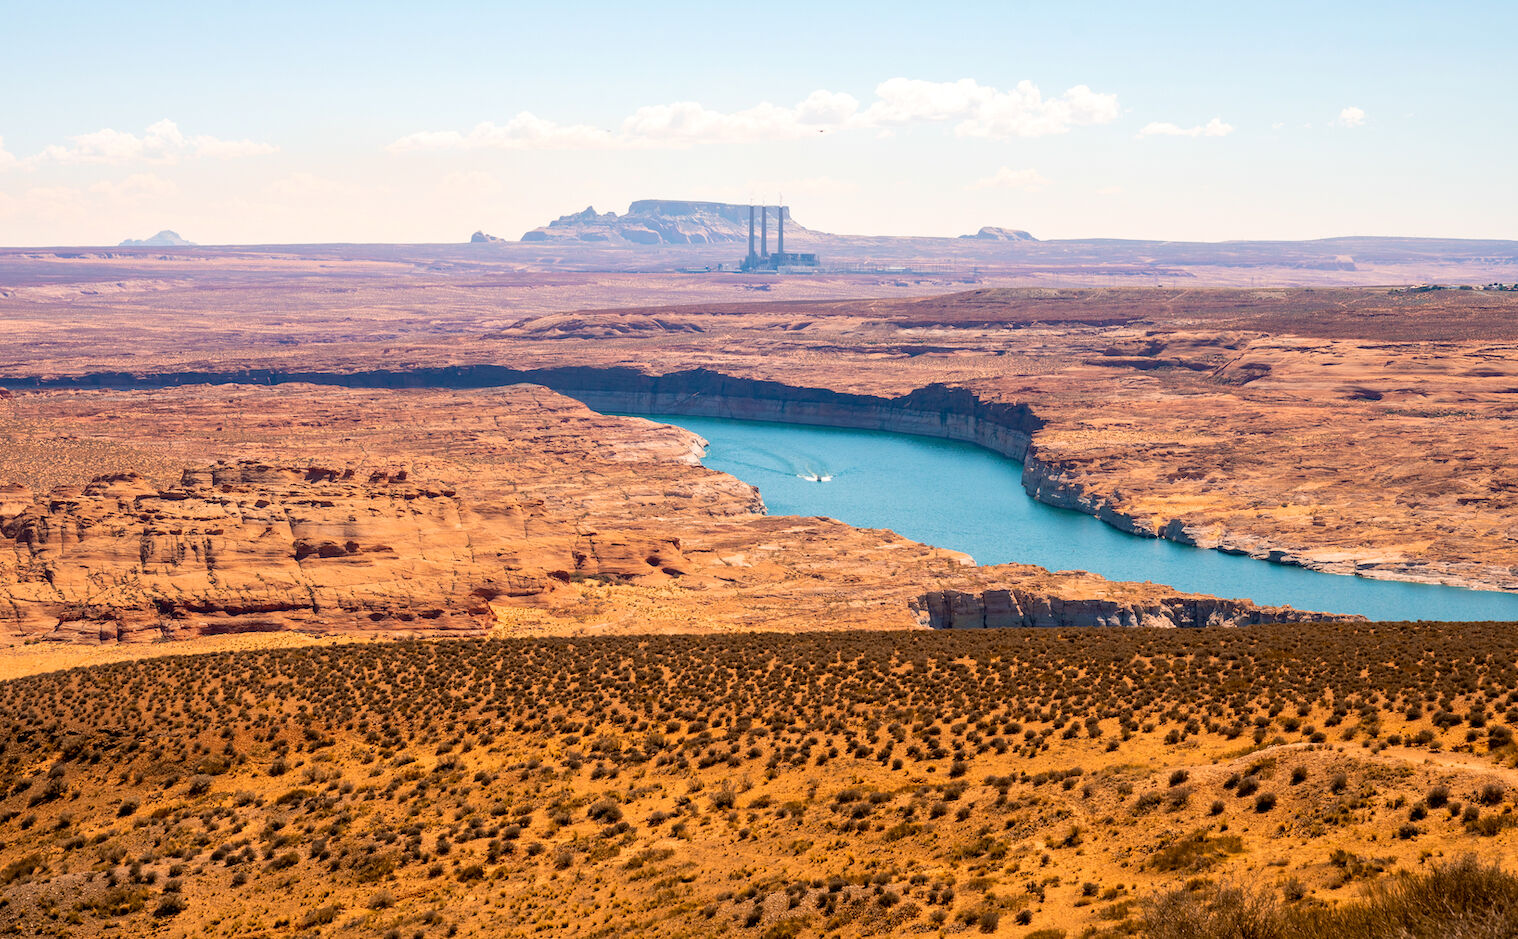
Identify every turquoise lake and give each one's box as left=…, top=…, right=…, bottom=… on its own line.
left=626, top=413, right=1518, bottom=622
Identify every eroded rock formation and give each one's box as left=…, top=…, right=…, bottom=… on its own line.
left=1, top=260, right=1513, bottom=602
left=0, top=384, right=1349, bottom=642
left=912, top=589, right=1328, bottom=629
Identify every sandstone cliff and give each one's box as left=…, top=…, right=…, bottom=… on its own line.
left=0, top=384, right=1352, bottom=642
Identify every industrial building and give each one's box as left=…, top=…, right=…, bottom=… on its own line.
left=740, top=204, right=819, bottom=272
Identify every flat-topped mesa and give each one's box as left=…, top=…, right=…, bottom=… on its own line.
left=521, top=200, right=807, bottom=246
left=625, top=200, right=793, bottom=226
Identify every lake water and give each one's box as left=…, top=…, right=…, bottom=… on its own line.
left=627, top=413, right=1518, bottom=621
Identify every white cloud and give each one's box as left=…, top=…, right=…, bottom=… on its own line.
left=389, top=77, right=1120, bottom=152
left=794, top=90, right=861, bottom=125
left=968, top=167, right=1050, bottom=191
left=864, top=79, right=1119, bottom=138
left=1338, top=106, right=1366, bottom=127
left=1138, top=117, right=1234, bottom=138
left=87, top=173, right=178, bottom=201
left=0, top=137, right=16, bottom=171
left=26, top=119, right=276, bottom=165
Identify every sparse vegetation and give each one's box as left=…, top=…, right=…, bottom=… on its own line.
left=0, top=624, right=1515, bottom=936
left=1143, top=855, right=1518, bottom=938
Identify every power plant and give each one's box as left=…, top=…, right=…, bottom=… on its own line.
left=740, top=204, right=818, bottom=272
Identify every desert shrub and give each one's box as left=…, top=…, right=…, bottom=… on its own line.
left=1150, top=831, right=1244, bottom=873
left=759, top=919, right=808, bottom=939
left=586, top=799, right=623, bottom=823
left=267, top=851, right=299, bottom=871
left=299, top=905, right=341, bottom=928
left=710, top=786, right=737, bottom=810
left=1143, top=855, right=1518, bottom=939
left=0, top=854, right=43, bottom=886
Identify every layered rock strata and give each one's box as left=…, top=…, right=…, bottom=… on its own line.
left=912, top=589, right=1332, bottom=629
left=2, top=274, right=1515, bottom=597
left=0, top=384, right=1352, bottom=642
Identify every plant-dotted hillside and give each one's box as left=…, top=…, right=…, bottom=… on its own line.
left=1, top=624, right=1517, bottom=937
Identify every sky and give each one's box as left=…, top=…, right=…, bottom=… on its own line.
left=0, top=0, right=1513, bottom=245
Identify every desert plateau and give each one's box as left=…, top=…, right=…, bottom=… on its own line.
left=1, top=230, right=1517, bottom=938
left=4, top=5, right=1518, bottom=936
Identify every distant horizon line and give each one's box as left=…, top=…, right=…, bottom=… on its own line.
left=6, top=232, right=1518, bottom=250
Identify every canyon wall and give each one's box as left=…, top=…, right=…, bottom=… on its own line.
left=0, top=364, right=1309, bottom=567
left=2, top=365, right=1044, bottom=463
left=2, top=384, right=1358, bottom=642
left=6, top=365, right=1499, bottom=593
left=912, top=588, right=1338, bottom=630
left=0, top=365, right=1202, bottom=561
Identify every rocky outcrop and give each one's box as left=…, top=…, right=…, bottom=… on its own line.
left=470, top=231, right=505, bottom=243
left=1021, top=454, right=1160, bottom=536
left=911, top=588, right=1351, bottom=629
left=2, top=462, right=494, bottom=641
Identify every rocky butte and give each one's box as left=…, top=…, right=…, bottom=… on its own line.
left=117, top=229, right=196, bottom=247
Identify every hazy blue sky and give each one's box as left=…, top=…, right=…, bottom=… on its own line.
left=1, top=1, right=1512, bottom=245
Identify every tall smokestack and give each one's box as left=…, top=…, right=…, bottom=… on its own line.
left=747, top=205, right=755, bottom=263
left=760, top=205, right=768, bottom=258
left=777, top=205, right=784, bottom=257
